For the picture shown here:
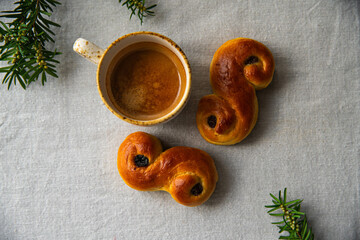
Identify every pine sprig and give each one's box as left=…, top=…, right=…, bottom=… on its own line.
left=119, top=0, right=156, bottom=25
left=265, top=188, right=314, bottom=240
left=0, top=0, right=61, bottom=90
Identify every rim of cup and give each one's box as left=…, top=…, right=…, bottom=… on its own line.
left=97, top=31, right=192, bottom=126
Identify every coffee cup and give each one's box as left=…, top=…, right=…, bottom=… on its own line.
left=73, top=32, right=191, bottom=126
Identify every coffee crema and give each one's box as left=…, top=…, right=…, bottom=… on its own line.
left=107, top=42, right=186, bottom=121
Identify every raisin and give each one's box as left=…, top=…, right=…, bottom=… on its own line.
left=134, top=155, right=149, bottom=167
left=191, top=183, right=203, bottom=196
left=244, top=56, right=259, bottom=65
left=207, top=115, right=217, bottom=128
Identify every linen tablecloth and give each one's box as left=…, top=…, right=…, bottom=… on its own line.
left=1, top=0, right=359, bottom=239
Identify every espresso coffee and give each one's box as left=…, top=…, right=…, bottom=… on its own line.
left=108, top=42, right=186, bottom=121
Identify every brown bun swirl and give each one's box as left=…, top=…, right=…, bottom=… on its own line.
left=197, top=38, right=275, bottom=145
left=117, top=132, right=218, bottom=207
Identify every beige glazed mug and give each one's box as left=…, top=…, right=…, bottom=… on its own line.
left=73, top=32, right=191, bottom=126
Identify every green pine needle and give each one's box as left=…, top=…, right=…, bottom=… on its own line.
left=0, top=0, right=61, bottom=90
left=265, top=188, right=315, bottom=240
left=119, top=0, right=156, bottom=25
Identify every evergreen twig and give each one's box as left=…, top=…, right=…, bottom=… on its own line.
left=119, top=0, right=156, bottom=25
left=0, top=0, right=61, bottom=90
left=265, top=188, right=315, bottom=240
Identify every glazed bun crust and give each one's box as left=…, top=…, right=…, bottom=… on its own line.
left=117, top=132, right=218, bottom=207
left=197, top=38, right=275, bottom=145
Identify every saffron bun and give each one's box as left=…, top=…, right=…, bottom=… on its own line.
left=196, top=38, right=275, bottom=145
left=117, top=132, right=218, bottom=207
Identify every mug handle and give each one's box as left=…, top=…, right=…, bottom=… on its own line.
left=73, top=38, right=105, bottom=65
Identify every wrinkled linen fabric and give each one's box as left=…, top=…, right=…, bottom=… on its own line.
left=0, top=0, right=359, bottom=239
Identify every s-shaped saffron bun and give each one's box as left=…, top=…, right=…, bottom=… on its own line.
left=117, top=132, right=218, bottom=207
left=196, top=38, right=275, bottom=145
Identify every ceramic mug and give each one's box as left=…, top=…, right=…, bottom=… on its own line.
left=73, top=32, right=191, bottom=126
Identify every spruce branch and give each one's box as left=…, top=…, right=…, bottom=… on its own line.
left=0, top=0, right=61, bottom=90
left=265, top=188, right=315, bottom=240
left=119, top=0, right=156, bottom=25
